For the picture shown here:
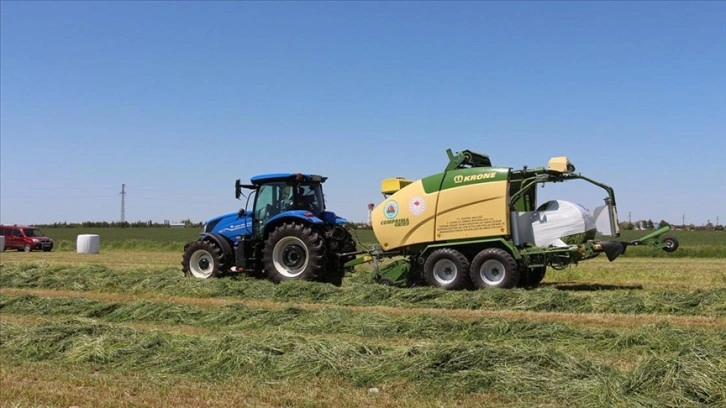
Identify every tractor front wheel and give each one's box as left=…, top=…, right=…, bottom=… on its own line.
left=182, top=240, right=225, bottom=279
left=470, top=248, right=520, bottom=289
left=263, top=222, right=325, bottom=283
left=423, top=248, right=471, bottom=290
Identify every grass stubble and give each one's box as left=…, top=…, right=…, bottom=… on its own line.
left=1, top=253, right=725, bottom=407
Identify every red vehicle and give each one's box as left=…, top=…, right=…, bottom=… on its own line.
left=0, top=225, right=54, bottom=252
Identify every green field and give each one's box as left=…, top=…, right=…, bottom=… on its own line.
left=25, top=226, right=726, bottom=257
left=31, top=227, right=202, bottom=251
left=1, top=229, right=725, bottom=407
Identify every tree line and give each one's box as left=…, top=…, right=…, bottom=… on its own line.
left=36, top=220, right=203, bottom=228
left=620, top=220, right=724, bottom=231
left=33, top=220, right=723, bottom=232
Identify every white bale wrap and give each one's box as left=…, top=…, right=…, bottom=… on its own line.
left=591, top=204, right=620, bottom=237
left=514, top=200, right=596, bottom=247
left=77, top=234, right=101, bottom=254
left=0, top=235, right=5, bottom=252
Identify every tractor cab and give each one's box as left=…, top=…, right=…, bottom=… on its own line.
left=236, top=173, right=329, bottom=237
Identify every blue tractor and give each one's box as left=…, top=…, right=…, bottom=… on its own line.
left=181, top=173, right=357, bottom=286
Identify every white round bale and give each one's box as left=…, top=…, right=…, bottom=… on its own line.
left=76, top=234, right=101, bottom=254
left=530, top=200, right=596, bottom=247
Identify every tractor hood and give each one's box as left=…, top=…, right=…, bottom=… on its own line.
left=204, top=212, right=253, bottom=240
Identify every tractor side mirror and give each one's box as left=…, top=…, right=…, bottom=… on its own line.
left=235, top=179, right=242, bottom=199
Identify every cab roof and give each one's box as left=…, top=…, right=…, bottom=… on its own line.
left=250, top=173, right=327, bottom=185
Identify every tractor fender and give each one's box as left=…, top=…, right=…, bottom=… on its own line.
left=199, top=232, right=235, bottom=260
left=265, top=212, right=325, bottom=230
left=320, top=210, right=348, bottom=225
left=268, top=211, right=326, bottom=224
left=263, top=214, right=325, bottom=238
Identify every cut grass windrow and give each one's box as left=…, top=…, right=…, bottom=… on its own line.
left=2, top=262, right=725, bottom=317
left=1, top=319, right=724, bottom=407
left=3, top=293, right=725, bottom=355
left=4, top=287, right=725, bottom=330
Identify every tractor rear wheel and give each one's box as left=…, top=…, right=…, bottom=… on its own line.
left=182, top=240, right=225, bottom=279
left=263, top=222, right=325, bottom=283
left=470, top=248, right=520, bottom=289
left=423, top=248, right=471, bottom=290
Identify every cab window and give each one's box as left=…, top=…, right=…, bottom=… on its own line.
left=254, top=182, right=288, bottom=225
left=295, top=183, right=324, bottom=214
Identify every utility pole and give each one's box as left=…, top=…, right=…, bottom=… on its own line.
left=120, top=184, right=126, bottom=223
left=682, top=214, right=685, bottom=228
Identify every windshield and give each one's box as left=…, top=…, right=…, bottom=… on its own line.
left=254, top=181, right=325, bottom=224
left=294, top=183, right=324, bottom=214
left=23, top=228, right=46, bottom=237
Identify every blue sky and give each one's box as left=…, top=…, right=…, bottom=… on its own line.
left=1, top=1, right=724, bottom=226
